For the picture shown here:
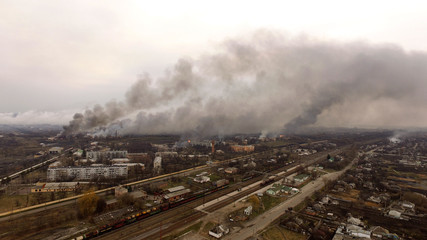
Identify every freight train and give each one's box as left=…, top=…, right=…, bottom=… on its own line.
left=71, top=184, right=229, bottom=240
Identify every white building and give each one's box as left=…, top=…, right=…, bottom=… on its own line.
left=209, top=225, right=229, bottom=239
left=115, top=185, right=129, bottom=197
left=388, top=210, right=401, bottom=218
left=401, top=201, right=415, bottom=209
left=244, top=206, right=253, bottom=215
left=47, top=166, right=128, bottom=181
left=155, top=152, right=178, bottom=157
left=113, top=163, right=145, bottom=171
left=86, top=150, right=128, bottom=161
left=293, top=174, right=310, bottom=184
left=194, top=176, right=210, bottom=183
left=49, top=147, right=64, bottom=154
left=111, top=158, right=130, bottom=164
left=153, top=156, right=162, bottom=174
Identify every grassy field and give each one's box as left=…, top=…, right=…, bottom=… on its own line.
left=262, top=194, right=286, bottom=211
left=202, top=221, right=216, bottom=233
left=262, top=226, right=285, bottom=240
left=243, top=194, right=287, bottom=219
left=262, top=226, right=305, bottom=240
left=0, top=195, right=28, bottom=212
left=331, top=189, right=360, bottom=202
left=0, top=202, right=79, bottom=240
left=280, top=228, right=306, bottom=240
left=0, top=190, right=77, bottom=213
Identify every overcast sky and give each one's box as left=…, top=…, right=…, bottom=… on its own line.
left=1, top=1, right=427, bottom=128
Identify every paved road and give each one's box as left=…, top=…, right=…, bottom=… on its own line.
left=223, top=160, right=356, bottom=240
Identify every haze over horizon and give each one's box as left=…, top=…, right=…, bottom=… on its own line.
left=1, top=1, right=427, bottom=135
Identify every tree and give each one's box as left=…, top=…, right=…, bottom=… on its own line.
left=50, top=192, right=55, bottom=201
left=96, top=198, right=107, bottom=213
left=118, top=193, right=135, bottom=206
left=78, top=190, right=99, bottom=218
left=248, top=195, right=261, bottom=212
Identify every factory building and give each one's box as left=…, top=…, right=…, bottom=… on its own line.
left=47, top=166, right=128, bottom=181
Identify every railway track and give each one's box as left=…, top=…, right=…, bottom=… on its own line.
left=0, top=148, right=275, bottom=219
left=93, top=176, right=263, bottom=240
left=93, top=164, right=303, bottom=239
left=90, top=149, right=339, bottom=240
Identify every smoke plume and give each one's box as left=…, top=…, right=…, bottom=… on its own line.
left=62, top=30, right=427, bottom=136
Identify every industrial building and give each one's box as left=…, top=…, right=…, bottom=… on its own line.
left=231, top=145, right=255, bottom=153
left=48, top=147, right=64, bottom=154
left=47, top=166, right=128, bottom=181
left=163, top=186, right=191, bottom=202
left=31, top=182, right=81, bottom=192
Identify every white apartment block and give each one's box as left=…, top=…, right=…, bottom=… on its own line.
left=47, top=166, right=128, bottom=181
left=86, top=150, right=128, bottom=161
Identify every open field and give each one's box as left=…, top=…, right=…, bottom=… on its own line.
left=261, top=225, right=305, bottom=240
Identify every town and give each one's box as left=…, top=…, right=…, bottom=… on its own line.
left=0, top=127, right=426, bottom=240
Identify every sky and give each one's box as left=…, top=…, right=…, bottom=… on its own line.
left=1, top=1, right=427, bottom=132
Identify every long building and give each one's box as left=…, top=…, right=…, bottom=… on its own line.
left=231, top=145, right=255, bottom=153
left=86, top=150, right=128, bottom=161
left=47, top=166, right=128, bottom=181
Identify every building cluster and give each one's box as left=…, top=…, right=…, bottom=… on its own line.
left=332, top=219, right=398, bottom=240
left=283, top=173, right=310, bottom=187
left=193, top=172, right=210, bottom=183
left=293, top=148, right=317, bottom=156
left=284, top=139, right=427, bottom=240
left=265, top=183, right=299, bottom=197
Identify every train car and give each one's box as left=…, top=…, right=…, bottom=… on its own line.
left=113, top=219, right=126, bottom=229
left=149, top=207, right=161, bottom=215
left=160, top=202, right=170, bottom=211
left=213, top=179, right=229, bottom=188
left=83, top=230, right=99, bottom=239
left=136, top=211, right=150, bottom=220
left=260, top=176, right=276, bottom=187
left=125, top=215, right=137, bottom=224
left=98, top=224, right=113, bottom=234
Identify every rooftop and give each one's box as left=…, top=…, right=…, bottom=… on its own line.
left=167, top=185, right=186, bottom=193
left=164, top=189, right=191, bottom=199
